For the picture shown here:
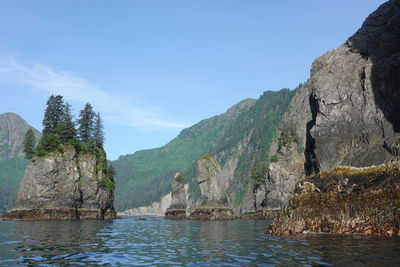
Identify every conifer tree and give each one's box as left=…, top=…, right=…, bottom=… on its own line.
left=78, top=103, right=95, bottom=144
left=42, top=95, right=65, bottom=136
left=23, top=129, right=36, bottom=159
left=93, top=112, right=104, bottom=148
left=58, top=102, right=76, bottom=143
left=251, top=159, right=266, bottom=211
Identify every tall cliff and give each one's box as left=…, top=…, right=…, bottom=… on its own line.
left=1, top=146, right=116, bottom=220
left=305, top=0, right=400, bottom=173
left=266, top=84, right=311, bottom=208
left=269, top=0, right=400, bottom=236
left=0, top=113, right=41, bottom=214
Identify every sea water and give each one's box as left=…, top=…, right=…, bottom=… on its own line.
left=1, top=218, right=399, bottom=266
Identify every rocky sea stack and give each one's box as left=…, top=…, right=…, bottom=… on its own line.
left=268, top=0, right=400, bottom=235
left=164, top=172, right=187, bottom=220
left=188, top=153, right=234, bottom=220
left=1, top=95, right=116, bottom=220
left=0, top=146, right=116, bottom=220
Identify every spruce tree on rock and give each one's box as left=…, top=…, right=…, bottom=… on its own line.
left=94, top=112, right=104, bottom=148
left=78, top=103, right=95, bottom=144
left=23, top=129, right=36, bottom=159
left=59, top=102, right=76, bottom=144
left=42, top=95, right=65, bottom=136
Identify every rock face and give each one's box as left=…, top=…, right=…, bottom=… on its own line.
left=0, top=113, right=40, bottom=160
left=195, top=154, right=229, bottom=206
left=269, top=0, right=400, bottom=236
left=267, top=131, right=305, bottom=208
left=0, top=146, right=116, bottom=220
left=268, top=163, right=400, bottom=236
left=305, top=0, right=400, bottom=174
left=165, top=172, right=187, bottom=219
left=266, top=84, right=311, bottom=208
left=188, top=154, right=234, bottom=220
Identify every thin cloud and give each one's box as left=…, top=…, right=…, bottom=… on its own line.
left=0, top=57, right=192, bottom=130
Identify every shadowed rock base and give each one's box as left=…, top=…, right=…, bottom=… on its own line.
left=267, top=163, right=400, bottom=236
left=189, top=207, right=234, bottom=220
left=164, top=209, right=186, bottom=220
left=0, top=208, right=117, bottom=221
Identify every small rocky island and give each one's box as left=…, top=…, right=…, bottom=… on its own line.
left=164, top=172, right=187, bottom=219
left=188, top=153, right=234, bottom=220
left=1, top=95, right=116, bottom=220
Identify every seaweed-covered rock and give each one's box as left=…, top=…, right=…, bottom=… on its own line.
left=0, top=146, right=116, bottom=220
left=189, top=207, right=234, bottom=220
left=267, top=162, right=400, bottom=236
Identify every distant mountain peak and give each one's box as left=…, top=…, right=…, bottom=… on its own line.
left=225, top=98, right=257, bottom=116
left=0, top=112, right=40, bottom=160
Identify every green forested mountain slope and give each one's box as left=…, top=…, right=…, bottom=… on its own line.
left=113, top=87, right=300, bottom=211
left=112, top=99, right=257, bottom=211
left=0, top=113, right=41, bottom=213
left=215, top=88, right=298, bottom=206
left=0, top=157, right=28, bottom=213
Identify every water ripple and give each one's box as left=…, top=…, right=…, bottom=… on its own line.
left=0, top=218, right=399, bottom=266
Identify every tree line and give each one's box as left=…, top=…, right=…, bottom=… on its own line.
left=23, top=95, right=105, bottom=158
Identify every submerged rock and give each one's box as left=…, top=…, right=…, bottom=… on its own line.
left=268, top=162, right=400, bottom=236
left=0, top=146, right=116, bottom=220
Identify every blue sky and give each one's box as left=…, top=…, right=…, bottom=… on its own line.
left=0, top=0, right=387, bottom=160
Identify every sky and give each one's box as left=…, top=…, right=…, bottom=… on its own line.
left=0, top=0, right=387, bottom=160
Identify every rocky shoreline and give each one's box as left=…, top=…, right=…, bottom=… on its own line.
left=267, top=163, right=400, bottom=236
left=0, top=208, right=116, bottom=221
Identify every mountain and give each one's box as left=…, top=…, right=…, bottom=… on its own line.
left=113, top=88, right=299, bottom=212
left=112, top=98, right=257, bottom=211
left=0, top=113, right=40, bottom=214
left=0, top=113, right=40, bottom=160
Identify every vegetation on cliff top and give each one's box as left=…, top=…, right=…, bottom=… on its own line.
left=22, top=95, right=114, bottom=192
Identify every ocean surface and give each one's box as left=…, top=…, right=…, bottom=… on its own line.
left=0, top=217, right=399, bottom=266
